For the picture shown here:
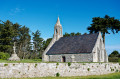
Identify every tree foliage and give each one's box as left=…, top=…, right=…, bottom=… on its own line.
left=0, top=20, right=13, bottom=53
left=87, top=15, right=120, bottom=44
left=63, top=32, right=81, bottom=37
left=109, top=50, right=119, bottom=57
left=0, top=52, right=10, bottom=60
left=109, top=50, right=120, bottom=62
left=17, top=26, right=31, bottom=59
left=0, top=20, right=31, bottom=59
left=43, top=38, right=52, bottom=50
left=32, top=30, right=44, bottom=59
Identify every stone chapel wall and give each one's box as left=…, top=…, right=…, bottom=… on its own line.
left=49, top=53, right=93, bottom=62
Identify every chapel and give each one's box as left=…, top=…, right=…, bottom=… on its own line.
left=42, top=17, right=108, bottom=62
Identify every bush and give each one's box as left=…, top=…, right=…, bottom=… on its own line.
left=56, top=62, right=59, bottom=66
left=56, top=73, right=60, bottom=77
left=108, top=57, right=119, bottom=62
left=68, top=62, right=71, bottom=66
left=0, top=52, right=10, bottom=60
left=109, top=50, right=119, bottom=57
left=118, top=58, right=120, bottom=62
left=35, top=63, right=37, bottom=67
left=116, top=69, right=119, bottom=72
left=4, top=64, right=8, bottom=66
left=87, top=68, right=90, bottom=71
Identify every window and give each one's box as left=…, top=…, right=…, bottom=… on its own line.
left=56, top=29, right=58, bottom=34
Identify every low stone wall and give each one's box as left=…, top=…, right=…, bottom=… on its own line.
left=0, top=63, right=120, bottom=78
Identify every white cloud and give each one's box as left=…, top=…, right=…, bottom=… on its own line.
left=9, top=8, right=24, bottom=15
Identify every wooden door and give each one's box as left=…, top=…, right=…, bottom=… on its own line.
left=62, top=56, right=66, bottom=62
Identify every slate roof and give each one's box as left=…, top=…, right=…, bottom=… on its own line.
left=46, top=33, right=99, bottom=55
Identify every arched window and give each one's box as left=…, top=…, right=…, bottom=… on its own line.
left=56, top=29, right=58, bottom=34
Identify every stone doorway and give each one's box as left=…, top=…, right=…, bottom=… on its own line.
left=62, top=56, right=66, bottom=62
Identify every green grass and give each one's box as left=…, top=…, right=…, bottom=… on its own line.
left=0, top=59, right=119, bottom=63
left=3, top=72, right=120, bottom=79
left=0, top=59, right=42, bottom=63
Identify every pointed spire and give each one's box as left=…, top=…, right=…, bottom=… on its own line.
left=56, top=16, right=60, bottom=25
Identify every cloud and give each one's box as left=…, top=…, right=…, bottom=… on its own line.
left=9, top=8, right=24, bottom=15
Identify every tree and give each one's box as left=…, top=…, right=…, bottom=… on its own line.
left=75, top=32, right=81, bottom=35
left=109, top=50, right=119, bottom=57
left=87, top=15, right=120, bottom=45
left=83, top=33, right=87, bottom=35
left=70, top=32, right=75, bottom=36
left=108, top=50, right=120, bottom=62
left=63, top=32, right=70, bottom=37
left=63, top=32, right=81, bottom=37
left=43, top=32, right=82, bottom=50
left=17, top=26, right=31, bottom=59
left=0, top=19, right=33, bottom=59
left=43, top=38, right=52, bottom=50
left=32, top=30, right=43, bottom=59
left=0, top=20, right=14, bottom=53
left=12, top=23, right=21, bottom=41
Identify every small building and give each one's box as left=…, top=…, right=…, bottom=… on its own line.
left=42, top=17, right=108, bottom=62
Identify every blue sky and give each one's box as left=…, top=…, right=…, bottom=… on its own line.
left=0, top=0, right=120, bottom=55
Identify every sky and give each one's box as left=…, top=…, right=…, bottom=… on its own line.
left=0, top=0, right=120, bottom=55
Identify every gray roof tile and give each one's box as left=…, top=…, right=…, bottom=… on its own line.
left=46, top=33, right=99, bottom=55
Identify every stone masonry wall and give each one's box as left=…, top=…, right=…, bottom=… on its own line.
left=49, top=53, right=93, bottom=62
left=0, top=63, right=120, bottom=78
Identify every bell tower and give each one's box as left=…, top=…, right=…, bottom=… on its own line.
left=42, top=16, right=63, bottom=62
left=54, top=16, right=63, bottom=40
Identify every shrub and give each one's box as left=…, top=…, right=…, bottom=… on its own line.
left=4, top=64, right=8, bottom=66
left=0, top=52, right=10, bottom=60
left=4, top=53, right=10, bottom=59
left=118, top=58, right=120, bottom=62
left=116, top=69, right=119, bottom=72
left=83, top=63, right=86, bottom=65
left=13, top=64, right=15, bottom=66
left=56, top=62, right=59, bottom=66
left=108, top=57, right=119, bottom=62
left=68, top=62, right=71, bottom=66
left=56, top=73, right=60, bottom=77
left=87, top=68, right=90, bottom=71
left=109, top=50, right=119, bottom=57
left=111, top=68, right=114, bottom=71
left=35, top=63, right=37, bottom=67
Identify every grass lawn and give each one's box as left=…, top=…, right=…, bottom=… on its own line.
left=0, top=59, right=42, bottom=63
left=0, top=59, right=119, bottom=63
left=3, top=72, right=120, bottom=79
